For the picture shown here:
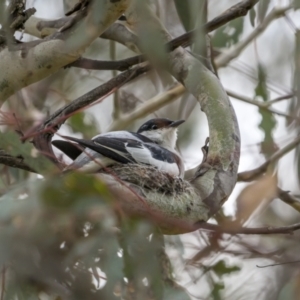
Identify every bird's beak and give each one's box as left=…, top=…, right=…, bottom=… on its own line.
left=168, top=120, right=185, bottom=128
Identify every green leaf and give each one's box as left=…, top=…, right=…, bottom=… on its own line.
left=212, top=18, right=244, bottom=48
left=173, top=0, right=205, bottom=31
left=40, top=172, right=111, bottom=209
left=294, top=0, right=300, bottom=9
left=258, top=108, right=276, bottom=143
left=249, top=7, right=256, bottom=27
left=255, top=64, right=276, bottom=158
left=258, top=0, right=271, bottom=23
left=173, top=0, right=192, bottom=31
left=67, top=111, right=99, bottom=138
left=0, top=180, right=39, bottom=221
left=0, top=131, right=53, bottom=174
left=255, top=64, right=268, bottom=101
left=211, top=260, right=240, bottom=277
left=210, top=282, right=225, bottom=300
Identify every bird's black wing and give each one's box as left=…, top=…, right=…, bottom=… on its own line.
left=62, top=135, right=143, bottom=164
left=144, top=143, right=177, bottom=163
left=62, top=135, right=182, bottom=176
left=52, top=140, right=84, bottom=160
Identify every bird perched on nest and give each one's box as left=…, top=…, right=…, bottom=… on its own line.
left=52, top=118, right=185, bottom=177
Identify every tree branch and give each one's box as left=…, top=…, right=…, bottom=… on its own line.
left=24, top=0, right=260, bottom=73
left=0, top=150, right=36, bottom=173
left=168, top=0, right=260, bottom=51
left=278, top=188, right=300, bottom=213
left=196, top=221, right=300, bottom=235
left=215, top=6, right=291, bottom=68
left=227, top=90, right=297, bottom=120
left=107, top=84, right=185, bottom=131
left=68, top=55, right=144, bottom=71
left=238, top=135, right=300, bottom=182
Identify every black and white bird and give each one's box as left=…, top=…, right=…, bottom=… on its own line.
left=52, top=118, right=185, bottom=177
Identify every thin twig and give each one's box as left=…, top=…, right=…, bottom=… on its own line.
left=197, top=221, right=300, bottom=235
left=0, top=150, right=36, bottom=173
left=215, top=6, right=291, bottom=68
left=69, top=56, right=143, bottom=71
left=268, top=93, right=294, bottom=105
left=169, top=0, right=260, bottom=50
left=227, top=90, right=297, bottom=120
left=110, top=40, right=120, bottom=120
left=108, top=84, right=185, bottom=131
left=257, top=260, right=300, bottom=268
left=238, top=135, right=300, bottom=181
left=278, top=188, right=300, bottom=213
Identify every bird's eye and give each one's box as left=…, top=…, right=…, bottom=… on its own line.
left=151, top=125, right=158, bottom=130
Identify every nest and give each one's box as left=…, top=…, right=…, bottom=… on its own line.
left=99, top=164, right=194, bottom=196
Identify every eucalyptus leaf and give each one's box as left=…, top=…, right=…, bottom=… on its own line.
left=67, top=112, right=99, bottom=138
left=255, top=64, right=276, bottom=158
left=295, top=0, right=300, bottom=9
left=211, top=260, right=240, bottom=277
left=0, top=131, right=53, bottom=174
left=173, top=0, right=205, bottom=31
left=258, top=0, right=271, bottom=23
left=249, top=7, right=256, bottom=27
left=210, top=282, right=225, bottom=300
left=212, top=18, right=244, bottom=48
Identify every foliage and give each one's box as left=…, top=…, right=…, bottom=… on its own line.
left=212, top=19, right=244, bottom=48
left=255, top=64, right=276, bottom=158
left=0, top=173, right=190, bottom=299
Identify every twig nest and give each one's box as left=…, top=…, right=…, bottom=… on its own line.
left=98, top=164, right=210, bottom=233
left=100, top=164, right=194, bottom=196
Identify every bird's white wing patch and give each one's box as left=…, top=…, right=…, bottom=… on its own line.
left=94, top=142, right=132, bottom=161
left=125, top=145, right=179, bottom=176
left=77, top=157, right=114, bottom=173
left=94, top=131, right=142, bottom=141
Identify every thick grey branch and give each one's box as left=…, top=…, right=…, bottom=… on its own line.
left=238, top=135, right=300, bottom=182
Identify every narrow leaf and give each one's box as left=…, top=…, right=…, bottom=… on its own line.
left=249, top=7, right=256, bottom=27
left=212, top=18, right=244, bottom=48
left=257, top=0, right=271, bottom=23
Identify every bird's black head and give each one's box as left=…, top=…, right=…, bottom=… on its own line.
left=137, top=118, right=185, bottom=134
